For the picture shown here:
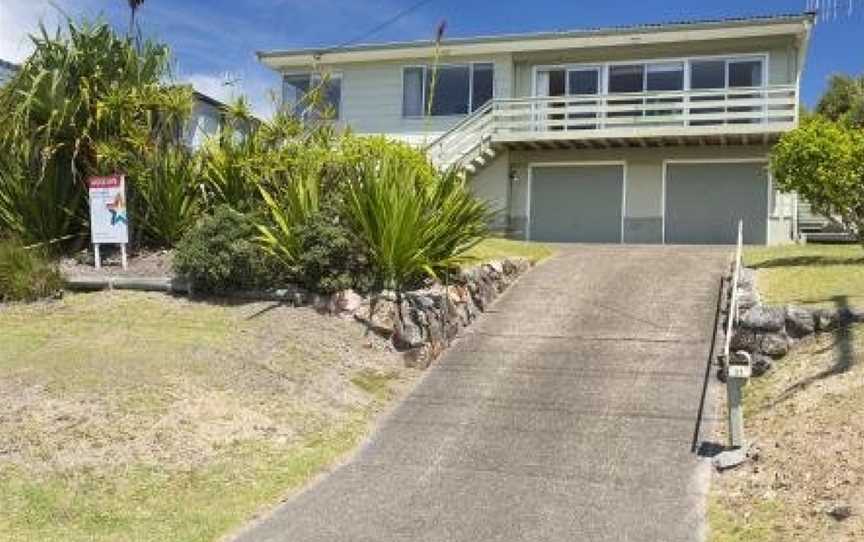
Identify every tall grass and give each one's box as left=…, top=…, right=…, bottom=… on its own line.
left=131, top=146, right=201, bottom=246
left=0, top=239, right=63, bottom=302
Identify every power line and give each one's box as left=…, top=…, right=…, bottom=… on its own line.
left=332, top=0, right=438, bottom=51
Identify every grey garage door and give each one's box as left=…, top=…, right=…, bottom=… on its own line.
left=530, top=165, right=623, bottom=243
left=665, top=162, right=768, bottom=245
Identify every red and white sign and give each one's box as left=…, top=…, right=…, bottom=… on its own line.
left=87, top=174, right=129, bottom=245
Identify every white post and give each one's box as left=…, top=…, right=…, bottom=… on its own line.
left=120, top=243, right=128, bottom=271
left=727, top=374, right=746, bottom=447
left=94, top=243, right=101, bottom=270
left=725, top=220, right=749, bottom=449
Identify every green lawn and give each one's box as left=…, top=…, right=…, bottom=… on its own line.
left=0, top=292, right=413, bottom=542
left=466, top=238, right=554, bottom=264
left=743, top=244, right=864, bottom=308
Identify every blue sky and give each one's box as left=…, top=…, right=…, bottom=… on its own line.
left=1, top=0, right=862, bottom=116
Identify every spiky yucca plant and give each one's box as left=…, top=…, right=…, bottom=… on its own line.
left=344, top=153, right=492, bottom=290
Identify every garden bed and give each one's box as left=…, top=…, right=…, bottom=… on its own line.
left=60, top=248, right=174, bottom=279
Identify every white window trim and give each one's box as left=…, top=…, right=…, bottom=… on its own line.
left=532, top=52, right=769, bottom=97
left=282, top=71, right=343, bottom=119
left=401, top=62, right=496, bottom=119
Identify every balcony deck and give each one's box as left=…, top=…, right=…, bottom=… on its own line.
left=428, top=85, right=798, bottom=169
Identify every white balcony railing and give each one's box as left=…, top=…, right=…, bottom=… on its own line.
left=428, top=85, right=798, bottom=170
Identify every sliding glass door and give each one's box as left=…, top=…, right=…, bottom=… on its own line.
left=535, top=66, right=601, bottom=130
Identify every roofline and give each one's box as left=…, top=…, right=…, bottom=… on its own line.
left=0, top=59, right=20, bottom=71
left=258, top=12, right=815, bottom=69
left=193, top=90, right=228, bottom=109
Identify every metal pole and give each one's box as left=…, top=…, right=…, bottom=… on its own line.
left=726, top=220, right=748, bottom=449
left=94, top=243, right=101, bottom=270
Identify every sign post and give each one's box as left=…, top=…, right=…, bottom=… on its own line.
left=87, top=175, right=129, bottom=270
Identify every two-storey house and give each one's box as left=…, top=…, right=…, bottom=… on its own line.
left=258, top=13, right=814, bottom=245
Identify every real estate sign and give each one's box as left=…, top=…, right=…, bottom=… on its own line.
left=87, top=175, right=129, bottom=244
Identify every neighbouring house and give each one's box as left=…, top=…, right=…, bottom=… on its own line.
left=0, top=59, right=19, bottom=85
left=258, top=13, right=815, bottom=245
left=184, top=91, right=229, bottom=148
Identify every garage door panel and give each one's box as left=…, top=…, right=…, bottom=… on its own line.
left=665, top=162, right=768, bottom=245
left=530, top=166, right=623, bottom=243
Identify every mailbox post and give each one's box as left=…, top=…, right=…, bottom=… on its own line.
left=726, top=351, right=751, bottom=448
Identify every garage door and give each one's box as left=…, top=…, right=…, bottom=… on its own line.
left=530, top=165, right=623, bottom=243
left=665, top=162, right=768, bottom=245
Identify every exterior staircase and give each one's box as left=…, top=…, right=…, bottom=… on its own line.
left=426, top=102, right=496, bottom=173
left=796, top=201, right=856, bottom=243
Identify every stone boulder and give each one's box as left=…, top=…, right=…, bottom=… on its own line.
left=393, top=310, right=426, bottom=350
left=355, top=297, right=398, bottom=336
left=739, top=305, right=786, bottom=332
left=332, top=289, right=364, bottom=317
left=751, top=353, right=774, bottom=377
left=785, top=305, right=816, bottom=338
left=760, top=332, right=791, bottom=358
left=730, top=328, right=759, bottom=352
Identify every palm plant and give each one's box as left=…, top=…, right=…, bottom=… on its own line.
left=127, top=0, right=145, bottom=39
left=0, top=19, right=189, bottom=246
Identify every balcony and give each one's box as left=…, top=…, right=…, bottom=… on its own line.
left=428, top=85, right=798, bottom=170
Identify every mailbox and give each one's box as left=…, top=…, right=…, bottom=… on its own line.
left=727, top=351, right=752, bottom=379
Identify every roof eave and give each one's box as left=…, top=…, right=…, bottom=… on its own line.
left=258, top=13, right=814, bottom=71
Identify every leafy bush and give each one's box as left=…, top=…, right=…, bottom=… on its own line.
left=0, top=239, right=63, bottom=302
left=771, top=116, right=864, bottom=244
left=173, top=206, right=284, bottom=293
left=290, top=205, right=373, bottom=294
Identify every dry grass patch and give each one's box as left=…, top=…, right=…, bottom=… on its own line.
left=0, top=291, right=418, bottom=541
left=710, top=324, right=864, bottom=541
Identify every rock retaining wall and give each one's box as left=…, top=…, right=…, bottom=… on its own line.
left=726, top=267, right=864, bottom=376
left=65, top=257, right=533, bottom=369
left=341, top=258, right=531, bottom=369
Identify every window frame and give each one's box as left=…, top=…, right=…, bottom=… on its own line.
left=282, top=71, right=343, bottom=120
left=532, top=53, right=769, bottom=96
left=401, top=62, right=496, bottom=119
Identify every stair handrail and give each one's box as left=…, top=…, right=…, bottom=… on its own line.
left=426, top=100, right=495, bottom=168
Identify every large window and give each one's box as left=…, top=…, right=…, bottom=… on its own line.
left=607, top=62, right=685, bottom=93
left=283, top=73, right=342, bottom=119
left=690, top=58, right=764, bottom=90
left=402, top=63, right=494, bottom=117
left=608, top=64, right=645, bottom=93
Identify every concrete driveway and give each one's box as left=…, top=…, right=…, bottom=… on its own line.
left=235, top=245, right=729, bottom=542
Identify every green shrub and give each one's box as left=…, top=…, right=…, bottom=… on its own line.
left=257, top=163, right=322, bottom=266
left=344, top=153, right=492, bottom=290
left=0, top=239, right=63, bottom=302
left=173, top=206, right=284, bottom=294
left=291, top=205, right=373, bottom=294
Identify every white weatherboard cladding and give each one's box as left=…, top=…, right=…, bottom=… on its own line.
left=320, top=54, right=512, bottom=145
